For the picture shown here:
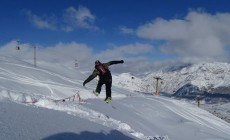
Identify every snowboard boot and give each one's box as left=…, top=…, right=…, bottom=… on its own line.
left=105, top=97, right=111, bottom=103
left=93, top=91, right=99, bottom=96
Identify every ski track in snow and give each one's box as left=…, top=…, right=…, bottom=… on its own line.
left=1, top=59, right=230, bottom=140
left=145, top=96, right=230, bottom=135
left=13, top=97, right=163, bottom=140
left=0, top=62, right=164, bottom=140
left=35, top=94, right=168, bottom=140
left=0, top=64, right=82, bottom=98
left=0, top=68, right=55, bottom=95
left=0, top=62, right=82, bottom=86
left=5, top=62, right=83, bottom=85
left=0, top=89, right=167, bottom=140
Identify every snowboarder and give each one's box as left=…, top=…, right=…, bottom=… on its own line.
left=83, top=60, right=124, bottom=103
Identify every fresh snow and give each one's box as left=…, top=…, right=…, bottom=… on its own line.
left=0, top=55, right=230, bottom=140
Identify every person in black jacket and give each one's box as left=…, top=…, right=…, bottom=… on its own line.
left=83, top=60, right=124, bottom=103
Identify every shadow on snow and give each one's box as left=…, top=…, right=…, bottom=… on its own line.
left=42, top=130, right=136, bottom=140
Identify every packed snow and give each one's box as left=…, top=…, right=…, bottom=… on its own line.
left=0, top=55, right=230, bottom=140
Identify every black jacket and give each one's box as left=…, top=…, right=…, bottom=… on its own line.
left=83, top=60, right=124, bottom=86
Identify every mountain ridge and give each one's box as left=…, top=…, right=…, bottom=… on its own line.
left=114, top=62, right=230, bottom=95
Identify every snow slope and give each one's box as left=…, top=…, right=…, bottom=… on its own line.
left=113, top=62, right=230, bottom=123
left=0, top=100, right=137, bottom=140
left=0, top=55, right=230, bottom=140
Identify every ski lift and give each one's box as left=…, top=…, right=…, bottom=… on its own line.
left=153, top=77, right=163, bottom=96
left=16, top=40, right=20, bottom=50
left=16, top=46, right=20, bottom=50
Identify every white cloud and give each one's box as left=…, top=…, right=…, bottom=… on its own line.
left=0, top=41, right=156, bottom=74
left=4, top=40, right=215, bottom=74
left=25, top=6, right=99, bottom=32
left=118, top=43, right=154, bottom=54
left=63, top=6, right=99, bottom=31
left=132, top=10, right=230, bottom=61
left=26, top=11, right=57, bottom=30
left=10, top=10, right=230, bottom=73
left=0, top=40, right=32, bottom=58
left=0, top=41, right=93, bottom=68
left=94, top=43, right=154, bottom=61
left=91, top=43, right=155, bottom=73
left=120, top=26, right=134, bottom=34
left=137, top=18, right=189, bottom=40
left=38, top=42, right=93, bottom=63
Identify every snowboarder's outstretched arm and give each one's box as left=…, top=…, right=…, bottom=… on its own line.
left=83, top=69, right=98, bottom=86
left=107, top=60, right=124, bottom=66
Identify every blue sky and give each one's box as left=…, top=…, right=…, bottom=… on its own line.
left=1, top=0, right=230, bottom=73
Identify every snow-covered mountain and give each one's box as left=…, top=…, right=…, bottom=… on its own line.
left=115, top=62, right=230, bottom=96
left=0, top=55, right=230, bottom=140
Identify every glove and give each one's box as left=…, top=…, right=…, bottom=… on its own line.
left=120, top=60, right=124, bottom=63
left=83, top=81, right=86, bottom=86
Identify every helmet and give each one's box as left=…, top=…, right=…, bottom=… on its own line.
left=95, top=60, right=101, bottom=65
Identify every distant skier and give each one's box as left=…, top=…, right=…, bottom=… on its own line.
left=83, top=60, right=124, bottom=103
